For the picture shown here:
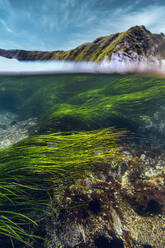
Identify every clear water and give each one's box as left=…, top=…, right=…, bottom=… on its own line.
left=0, top=70, right=164, bottom=248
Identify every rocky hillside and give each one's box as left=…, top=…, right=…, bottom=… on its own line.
left=1, top=25, right=165, bottom=63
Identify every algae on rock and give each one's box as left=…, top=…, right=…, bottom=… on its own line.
left=0, top=128, right=125, bottom=247
left=1, top=74, right=165, bottom=136
left=0, top=73, right=165, bottom=247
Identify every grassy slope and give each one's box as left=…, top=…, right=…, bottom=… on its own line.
left=1, top=26, right=165, bottom=62
left=41, top=26, right=165, bottom=61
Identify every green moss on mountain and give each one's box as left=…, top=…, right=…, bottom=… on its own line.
left=1, top=25, right=165, bottom=62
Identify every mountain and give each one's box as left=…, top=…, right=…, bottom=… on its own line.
left=0, top=25, right=165, bottom=63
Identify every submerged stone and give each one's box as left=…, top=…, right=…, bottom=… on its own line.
left=95, top=236, right=111, bottom=248
left=109, top=238, right=124, bottom=248
left=88, top=199, right=102, bottom=215
left=0, top=74, right=165, bottom=247
left=0, top=111, right=37, bottom=150
left=95, top=236, right=124, bottom=248
left=146, top=199, right=161, bottom=215
left=142, top=244, right=153, bottom=248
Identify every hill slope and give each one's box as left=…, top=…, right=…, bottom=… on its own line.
left=1, top=25, right=165, bottom=63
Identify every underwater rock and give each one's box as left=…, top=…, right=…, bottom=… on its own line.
left=139, top=106, right=165, bottom=148
left=0, top=111, right=37, bottom=150
left=0, top=74, right=165, bottom=247
left=94, top=236, right=111, bottom=248
left=88, top=199, right=102, bottom=215
left=42, top=142, right=165, bottom=248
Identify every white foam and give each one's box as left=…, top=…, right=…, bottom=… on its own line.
left=0, top=55, right=164, bottom=74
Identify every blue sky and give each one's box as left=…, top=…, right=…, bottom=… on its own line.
left=0, top=0, right=165, bottom=51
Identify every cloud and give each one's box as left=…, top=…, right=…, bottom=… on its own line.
left=0, top=0, right=165, bottom=51
left=39, top=0, right=97, bottom=30
left=65, top=5, right=165, bottom=50
left=0, top=0, right=11, bottom=10
left=108, top=5, right=165, bottom=33
left=0, top=18, right=14, bottom=33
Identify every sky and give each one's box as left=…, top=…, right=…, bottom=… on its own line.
left=0, top=0, right=165, bottom=51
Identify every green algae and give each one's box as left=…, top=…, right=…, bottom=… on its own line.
left=0, top=128, right=125, bottom=246
left=1, top=73, right=165, bottom=133
left=1, top=72, right=165, bottom=245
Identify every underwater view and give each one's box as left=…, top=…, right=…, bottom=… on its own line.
left=1, top=0, right=165, bottom=247
left=0, top=72, right=165, bottom=248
